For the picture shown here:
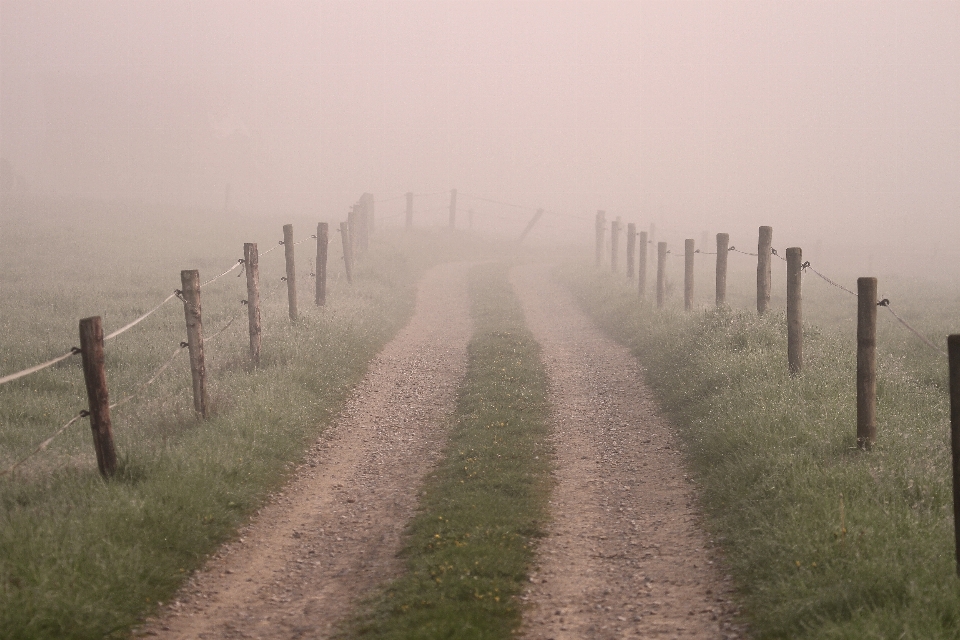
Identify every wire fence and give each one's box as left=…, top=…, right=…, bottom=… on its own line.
left=1, top=225, right=325, bottom=478
left=597, top=222, right=950, bottom=361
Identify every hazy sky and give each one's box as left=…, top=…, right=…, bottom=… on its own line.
left=1, top=1, right=958, bottom=248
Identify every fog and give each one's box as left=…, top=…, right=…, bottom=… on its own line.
left=2, top=1, right=958, bottom=274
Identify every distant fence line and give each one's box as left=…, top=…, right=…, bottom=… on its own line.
left=592, top=213, right=960, bottom=576
left=0, top=193, right=380, bottom=479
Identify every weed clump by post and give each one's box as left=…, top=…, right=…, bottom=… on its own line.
left=559, top=262, right=960, bottom=639
left=346, top=262, right=552, bottom=639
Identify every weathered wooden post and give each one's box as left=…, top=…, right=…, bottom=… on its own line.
left=243, top=243, right=261, bottom=365
left=315, top=223, right=328, bottom=306
left=684, top=239, right=694, bottom=311
left=857, top=277, right=877, bottom=450
left=180, top=269, right=208, bottom=418
left=595, top=210, right=605, bottom=267
left=716, top=233, right=729, bottom=306
left=340, top=221, right=353, bottom=283
left=449, top=188, right=457, bottom=228
left=405, top=192, right=414, bottom=230
left=347, top=205, right=359, bottom=258
left=947, top=334, right=960, bottom=576
left=786, top=247, right=803, bottom=375
left=78, top=316, right=117, bottom=477
left=757, top=226, right=773, bottom=314
left=657, top=242, right=667, bottom=309
left=283, top=224, right=297, bottom=321
left=638, top=231, right=648, bottom=299
left=626, top=223, right=636, bottom=279
left=610, top=217, right=621, bottom=273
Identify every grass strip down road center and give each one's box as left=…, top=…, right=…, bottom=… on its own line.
left=345, top=262, right=552, bottom=639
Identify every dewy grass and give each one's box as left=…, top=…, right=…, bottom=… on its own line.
left=345, top=262, right=552, bottom=640
left=0, top=198, right=492, bottom=639
left=559, top=262, right=960, bottom=639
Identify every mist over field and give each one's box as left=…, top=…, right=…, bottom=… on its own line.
left=1, top=0, right=958, bottom=278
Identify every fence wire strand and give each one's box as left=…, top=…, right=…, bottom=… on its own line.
left=881, top=304, right=948, bottom=357
left=0, top=350, right=79, bottom=386
left=0, top=412, right=87, bottom=478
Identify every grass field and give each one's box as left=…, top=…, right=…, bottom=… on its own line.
left=561, top=250, right=960, bottom=639
left=343, top=262, right=553, bottom=639
left=0, top=196, right=492, bottom=639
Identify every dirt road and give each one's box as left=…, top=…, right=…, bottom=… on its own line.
left=139, top=262, right=473, bottom=639
left=139, top=260, right=744, bottom=639
left=512, top=263, right=744, bottom=639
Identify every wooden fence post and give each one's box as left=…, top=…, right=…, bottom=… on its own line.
left=657, top=242, right=667, bottom=309
left=638, top=231, right=648, bottom=299
left=449, top=189, right=457, bottom=228
left=757, top=226, right=773, bottom=314
left=626, top=223, right=636, bottom=279
left=78, top=316, right=117, bottom=477
left=283, top=224, right=298, bottom=321
left=684, top=239, right=694, bottom=311
left=716, top=233, right=729, bottom=306
left=405, top=192, right=413, bottom=230
left=786, top=247, right=803, bottom=375
left=340, top=221, right=353, bottom=283
left=180, top=269, right=208, bottom=418
left=610, top=217, right=621, bottom=273
left=315, top=223, right=328, bottom=306
left=947, top=334, right=960, bottom=576
left=857, top=277, right=877, bottom=450
left=348, top=205, right=359, bottom=258
left=243, top=243, right=261, bottom=365
left=595, top=210, right=605, bottom=267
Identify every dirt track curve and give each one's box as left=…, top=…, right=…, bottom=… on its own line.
left=139, top=262, right=473, bottom=639
left=138, top=260, right=744, bottom=639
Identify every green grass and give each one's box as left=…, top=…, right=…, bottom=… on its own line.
left=560, top=259, right=960, bottom=639
left=0, top=196, right=496, bottom=639
left=344, top=262, right=553, bottom=639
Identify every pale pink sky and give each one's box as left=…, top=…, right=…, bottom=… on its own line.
left=2, top=1, right=958, bottom=248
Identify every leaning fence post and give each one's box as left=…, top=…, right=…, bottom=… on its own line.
left=657, top=242, right=667, bottom=309
left=340, top=221, right=353, bottom=283
left=243, top=243, right=261, bottom=365
left=947, top=334, right=960, bottom=576
left=626, top=223, right=636, bottom=279
left=180, top=269, right=208, bottom=418
left=316, top=223, right=328, bottom=306
left=857, top=277, right=877, bottom=450
left=716, top=233, right=729, bottom=306
left=283, top=224, right=298, bottom=321
left=610, top=217, right=621, bottom=273
left=595, top=210, right=606, bottom=267
left=684, top=239, right=694, bottom=311
left=405, top=192, right=414, bottom=230
left=786, top=247, right=803, bottom=375
left=78, top=316, right=117, bottom=477
left=758, top=226, right=773, bottom=314
left=638, top=231, right=648, bottom=299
